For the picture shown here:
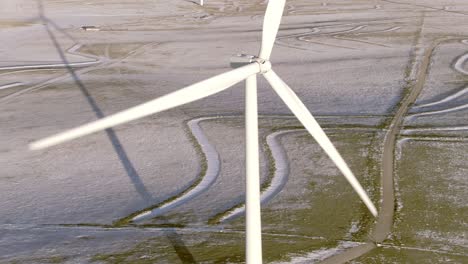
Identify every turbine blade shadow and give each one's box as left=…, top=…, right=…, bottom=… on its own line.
left=36, top=0, right=152, bottom=202
left=35, top=1, right=197, bottom=262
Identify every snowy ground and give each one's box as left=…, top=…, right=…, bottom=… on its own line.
left=1, top=0, right=467, bottom=263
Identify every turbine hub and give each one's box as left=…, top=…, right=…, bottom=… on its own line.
left=230, top=54, right=271, bottom=73
left=253, top=58, right=272, bottom=74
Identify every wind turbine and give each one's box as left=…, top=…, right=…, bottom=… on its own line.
left=30, top=0, right=378, bottom=263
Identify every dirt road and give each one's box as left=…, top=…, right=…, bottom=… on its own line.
left=320, top=15, right=447, bottom=264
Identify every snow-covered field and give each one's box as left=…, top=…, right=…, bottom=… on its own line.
left=1, top=0, right=467, bottom=263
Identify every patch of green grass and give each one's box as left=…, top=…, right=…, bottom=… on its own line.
left=351, top=246, right=467, bottom=263
left=97, top=119, right=386, bottom=262
left=10, top=256, right=68, bottom=264
left=91, top=237, right=173, bottom=264
left=351, top=132, right=383, bottom=241
left=60, top=223, right=114, bottom=228
left=256, top=131, right=378, bottom=240
left=392, top=140, right=468, bottom=253
left=91, top=231, right=332, bottom=264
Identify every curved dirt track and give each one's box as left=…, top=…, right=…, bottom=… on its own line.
left=373, top=41, right=442, bottom=243
left=320, top=34, right=453, bottom=264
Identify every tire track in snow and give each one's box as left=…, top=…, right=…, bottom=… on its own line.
left=298, top=25, right=367, bottom=42
left=0, top=223, right=326, bottom=241
left=296, top=39, right=359, bottom=50
left=380, top=243, right=468, bottom=257
left=407, top=102, right=468, bottom=120
left=398, top=135, right=468, bottom=142
left=402, top=125, right=468, bottom=134
left=213, top=129, right=293, bottom=223
left=275, top=28, right=321, bottom=52
left=127, top=115, right=292, bottom=224
left=0, top=42, right=156, bottom=103
left=0, top=44, right=102, bottom=71
left=129, top=117, right=221, bottom=222
left=296, top=25, right=367, bottom=50
left=329, top=26, right=401, bottom=48
left=210, top=125, right=379, bottom=224
left=351, top=26, right=401, bottom=36
left=279, top=241, right=370, bottom=264
left=279, top=24, right=399, bottom=51
left=332, top=36, right=390, bottom=48
left=0, top=44, right=105, bottom=102
left=409, top=40, right=468, bottom=116
left=277, top=27, right=321, bottom=40
left=0, top=68, right=63, bottom=77
left=453, top=52, right=468, bottom=75
left=0, top=82, right=23, bottom=90
left=125, top=115, right=380, bottom=225
left=381, top=0, right=468, bottom=16
left=412, top=87, right=468, bottom=109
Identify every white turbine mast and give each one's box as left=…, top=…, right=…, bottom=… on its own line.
left=30, top=0, right=378, bottom=263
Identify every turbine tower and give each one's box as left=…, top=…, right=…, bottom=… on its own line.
left=30, top=1, right=378, bottom=263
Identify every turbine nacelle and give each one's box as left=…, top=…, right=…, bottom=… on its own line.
left=230, top=54, right=256, bottom=69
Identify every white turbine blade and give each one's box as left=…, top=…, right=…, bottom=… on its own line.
left=30, top=63, right=260, bottom=150
left=263, top=70, right=378, bottom=217
left=258, top=0, right=286, bottom=60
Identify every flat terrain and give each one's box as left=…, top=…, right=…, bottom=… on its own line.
left=0, top=0, right=467, bottom=263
